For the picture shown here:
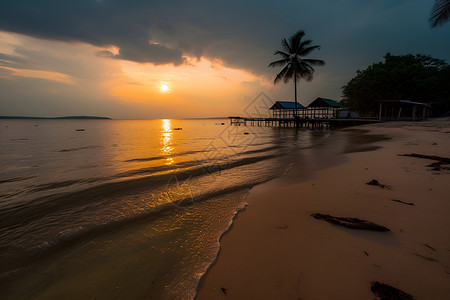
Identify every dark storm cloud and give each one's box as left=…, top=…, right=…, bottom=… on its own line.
left=0, top=0, right=186, bottom=65
left=0, top=0, right=307, bottom=71
left=1, top=0, right=449, bottom=79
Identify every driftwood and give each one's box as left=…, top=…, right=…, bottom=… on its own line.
left=371, top=281, right=414, bottom=300
left=414, top=253, right=438, bottom=262
left=400, top=153, right=450, bottom=164
left=391, top=199, right=414, bottom=206
left=399, top=153, right=450, bottom=171
left=424, top=243, right=437, bottom=251
left=311, top=213, right=390, bottom=232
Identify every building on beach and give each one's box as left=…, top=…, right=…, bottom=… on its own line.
left=270, top=101, right=305, bottom=118
left=378, top=100, right=432, bottom=121
left=270, top=98, right=345, bottom=119
left=306, top=97, right=344, bottom=119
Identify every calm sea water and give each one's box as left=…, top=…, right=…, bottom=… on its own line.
left=0, top=118, right=353, bottom=299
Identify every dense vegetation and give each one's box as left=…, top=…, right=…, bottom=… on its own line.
left=341, top=53, right=450, bottom=117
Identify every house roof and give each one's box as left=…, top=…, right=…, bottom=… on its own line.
left=377, top=100, right=431, bottom=107
left=307, top=97, right=343, bottom=108
left=270, top=101, right=305, bottom=110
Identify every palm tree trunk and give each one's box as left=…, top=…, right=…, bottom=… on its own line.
left=294, top=75, right=299, bottom=127
left=294, top=78, right=297, bottom=113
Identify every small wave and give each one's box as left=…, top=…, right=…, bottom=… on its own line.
left=30, top=179, right=84, bottom=193
left=0, top=181, right=259, bottom=284
left=0, top=176, right=36, bottom=185
left=282, top=162, right=295, bottom=176
left=123, top=156, right=165, bottom=163
left=28, top=181, right=263, bottom=258
left=0, top=191, right=25, bottom=201
left=114, top=160, right=195, bottom=179
left=239, top=145, right=282, bottom=155
left=57, top=145, right=99, bottom=153
left=0, top=153, right=279, bottom=230
left=123, top=150, right=205, bottom=163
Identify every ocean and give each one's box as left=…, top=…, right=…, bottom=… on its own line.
left=0, top=118, right=356, bottom=299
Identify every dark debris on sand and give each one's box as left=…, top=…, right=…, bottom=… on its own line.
left=366, top=179, right=388, bottom=189
left=311, top=213, right=390, bottom=232
left=399, top=153, right=450, bottom=171
left=391, top=199, right=414, bottom=206
left=276, top=224, right=288, bottom=229
left=371, top=281, right=415, bottom=300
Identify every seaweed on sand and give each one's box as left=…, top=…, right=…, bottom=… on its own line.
left=371, top=281, right=414, bottom=300
left=399, top=153, right=450, bottom=171
left=311, top=213, right=390, bottom=232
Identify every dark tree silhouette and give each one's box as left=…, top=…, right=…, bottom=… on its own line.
left=341, top=53, right=450, bottom=116
left=268, top=31, right=324, bottom=117
left=430, top=0, right=450, bottom=28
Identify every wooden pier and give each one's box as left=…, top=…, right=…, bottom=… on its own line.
left=228, top=117, right=380, bottom=129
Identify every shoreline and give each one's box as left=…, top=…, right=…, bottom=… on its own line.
left=196, top=118, right=450, bottom=299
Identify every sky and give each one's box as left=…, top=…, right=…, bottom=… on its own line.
left=0, top=0, right=449, bottom=119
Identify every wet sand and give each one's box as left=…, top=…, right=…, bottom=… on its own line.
left=196, top=118, right=450, bottom=300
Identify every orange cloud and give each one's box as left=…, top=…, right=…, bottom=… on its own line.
left=0, top=66, right=76, bottom=85
left=109, top=57, right=268, bottom=102
left=0, top=30, right=275, bottom=118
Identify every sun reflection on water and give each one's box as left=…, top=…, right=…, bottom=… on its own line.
left=161, top=119, right=174, bottom=165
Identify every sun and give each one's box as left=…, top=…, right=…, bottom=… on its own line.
left=160, top=83, right=170, bottom=93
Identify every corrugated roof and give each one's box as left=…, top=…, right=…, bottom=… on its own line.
left=270, top=101, right=305, bottom=109
left=377, top=100, right=431, bottom=107
left=308, top=97, right=343, bottom=108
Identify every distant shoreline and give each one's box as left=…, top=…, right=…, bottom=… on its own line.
left=0, top=116, right=111, bottom=120
left=0, top=116, right=231, bottom=120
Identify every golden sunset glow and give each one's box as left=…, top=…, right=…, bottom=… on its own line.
left=0, top=31, right=281, bottom=118
left=160, top=119, right=174, bottom=165
left=106, top=57, right=272, bottom=117
left=160, top=82, right=170, bottom=93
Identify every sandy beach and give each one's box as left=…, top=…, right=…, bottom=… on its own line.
left=196, top=118, right=450, bottom=300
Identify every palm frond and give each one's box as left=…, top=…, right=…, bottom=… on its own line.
left=289, top=31, right=305, bottom=52
left=303, top=74, right=314, bottom=81
left=300, top=45, right=321, bottom=57
left=274, top=64, right=291, bottom=84
left=284, top=64, right=295, bottom=83
left=281, top=38, right=292, bottom=54
left=299, top=39, right=312, bottom=50
left=268, top=58, right=289, bottom=68
left=299, top=63, right=314, bottom=78
left=429, top=0, right=450, bottom=28
left=292, top=31, right=305, bottom=50
left=273, top=50, right=290, bottom=59
left=303, top=58, right=325, bottom=66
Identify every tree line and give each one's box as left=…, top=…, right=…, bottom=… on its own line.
left=341, top=53, right=450, bottom=117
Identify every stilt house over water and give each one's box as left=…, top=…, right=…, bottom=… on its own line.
left=270, top=101, right=305, bottom=118
left=306, top=97, right=344, bottom=119
left=270, top=97, right=344, bottom=119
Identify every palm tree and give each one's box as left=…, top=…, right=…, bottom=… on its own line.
left=268, top=30, right=324, bottom=119
left=430, top=0, right=450, bottom=28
